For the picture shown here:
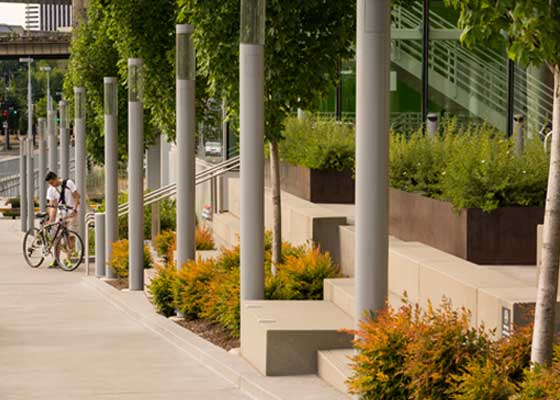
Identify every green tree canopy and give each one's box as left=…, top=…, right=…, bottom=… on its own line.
left=178, top=0, right=356, bottom=139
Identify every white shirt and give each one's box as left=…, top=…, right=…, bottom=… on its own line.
left=46, top=179, right=77, bottom=209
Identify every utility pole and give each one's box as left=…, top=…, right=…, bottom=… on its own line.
left=38, top=118, right=47, bottom=213
left=176, top=25, right=196, bottom=271
left=59, top=100, right=69, bottom=180
left=127, top=59, right=145, bottom=291
left=74, top=87, right=86, bottom=240
left=20, top=58, right=33, bottom=233
left=240, top=0, right=266, bottom=301
left=104, top=77, right=119, bottom=280
left=355, top=0, right=391, bottom=326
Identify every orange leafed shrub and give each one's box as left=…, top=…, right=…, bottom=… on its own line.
left=108, top=239, right=153, bottom=278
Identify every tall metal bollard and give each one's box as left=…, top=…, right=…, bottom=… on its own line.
left=147, top=135, right=161, bottom=239
left=48, top=108, right=57, bottom=173
left=26, top=137, right=34, bottom=231
left=128, top=58, right=145, bottom=291
left=74, top=87, right=86, bottom=240
left=240, top=0, right=265, bottom=300
left=59, top=100, right=70, bottom=180
left=95, top=212, right=106, bottom=277
left=176, top=25, right=196, bottom=271
left=20, top=136, right=28, bottom=232
left=427, top=113, right=439, bottom=138
left=355, top=0, right=391, bottom=326
left=104, top=77, right=119, bottom=280
left=38, top=118, right=47, bottom=213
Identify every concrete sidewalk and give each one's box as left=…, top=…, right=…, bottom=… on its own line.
left=0, top=219, right=249, bottom=400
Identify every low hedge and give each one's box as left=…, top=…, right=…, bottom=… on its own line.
left=347, top=300, right=558, bottom=400
left=148, top=236, right=340, bottom=337
left=279, top=117, right=549, bottom=212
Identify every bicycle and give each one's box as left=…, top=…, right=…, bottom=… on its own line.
left=22, top=205, right=85, bottom=272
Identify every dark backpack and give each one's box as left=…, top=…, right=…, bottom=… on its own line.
left=59, top=179, right=68, bottom=205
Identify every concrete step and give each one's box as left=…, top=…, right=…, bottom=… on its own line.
left=317, top=349, right=353, bottom=395
left=324, top=278, right=403, bottom=319
left=241, top=300, right=354, bottom=376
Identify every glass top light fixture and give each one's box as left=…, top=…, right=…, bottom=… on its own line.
left=240, top=0, right=265, bottom=45
left=74, top=87, right=85, bottom=119
left=104, top=77, right=118, bottom=116
left=128, top=59, right=144, bottom=103
left=176, top=24, right=195, bottom=81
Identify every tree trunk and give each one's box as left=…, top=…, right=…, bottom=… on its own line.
left=531, top=65, right=560, bottom=366
left=269, top=139, right=282, bottom=275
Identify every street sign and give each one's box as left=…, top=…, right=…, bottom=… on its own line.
left=2, top=122, right=7, bottom=129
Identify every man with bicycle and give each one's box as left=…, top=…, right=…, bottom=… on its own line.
left=45, top=171, right=81, bottom=267
left=45, top=171, right=80, bottom=226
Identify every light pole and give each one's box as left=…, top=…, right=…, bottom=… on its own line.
left=104, top=77, right=119, bottom=280
left=355, top=0, right=391, bottom=326
left=59, top=100, right=69, bottom=180
left=41, top=66, right=57, bottom=173
left=40, top=65, right=52, bottom=111
left=19, top=58, right=33, bottom=233
left=240, top=0, right=266, bottom=301
left=74, top=87, right=86, bottom=240
left=176, top=24, right=196, bottom=271
left=38, top=118, right=47, bottom=213
left=128, top=58, right=144, bottom=291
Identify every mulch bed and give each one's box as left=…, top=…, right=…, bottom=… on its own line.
left=102, top=278, right=239, bottom=351
left=174, top=318, right=240, bottom=351
left=105, top=278, right=129, bottom=290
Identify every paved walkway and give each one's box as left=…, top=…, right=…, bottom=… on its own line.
left=0, top=219, right=249, bottom=400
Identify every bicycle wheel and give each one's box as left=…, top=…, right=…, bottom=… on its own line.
left=22, top=228, right=45, bottom=268
left=54, top=230, right=84, bottom=272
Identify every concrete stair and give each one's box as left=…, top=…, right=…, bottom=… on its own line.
left=241, top=300, right=354, bottom=377
left=317, top=349, right=354, bottom=395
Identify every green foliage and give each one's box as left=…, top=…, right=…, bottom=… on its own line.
left=440, top=132, right=548, bottom=211
left=281, top=119, right=549, bottom=212
left=444, top=0, right=560, bottom=68
left=147, top=265, right=176, bottom=317
left=279, top=116, right=355, bottom=171
left=269, top=247, right=340, bottom=300
left=178, top=0, right=355, bottom=141
left=106, top=0, right=176, bottom=142
left=64, top=0, right=127, bottom=164
left=514, top=353, right=560, bottom=399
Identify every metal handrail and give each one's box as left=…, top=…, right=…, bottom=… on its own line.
left=84, top=155, right=241, bottom=276
left=393, top=2, right=553, bottom=131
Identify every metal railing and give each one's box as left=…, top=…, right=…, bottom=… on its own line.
left=84, top=154, right=240, bottom=275
left=392, top=2, right=553, bottom=132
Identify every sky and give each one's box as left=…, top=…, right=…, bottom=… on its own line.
left=0, top=3, right=26, bottom=26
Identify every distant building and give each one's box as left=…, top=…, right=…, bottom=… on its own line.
left=25, top=3, right=72, bottom=32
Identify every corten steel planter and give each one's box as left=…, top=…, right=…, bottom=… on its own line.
left=389, top=188, right=544, bottom=265
left=265, top=160, right=355, bottom=204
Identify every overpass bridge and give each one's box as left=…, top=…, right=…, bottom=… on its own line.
left=0, top=31, right=70, bottom=60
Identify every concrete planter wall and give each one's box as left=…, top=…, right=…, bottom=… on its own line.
left=389, top=189, right=544, bottom=265
left=264, top=160, right=354, bottom=204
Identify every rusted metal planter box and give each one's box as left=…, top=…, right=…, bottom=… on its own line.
left=264, top=160, right=354, bottom=204
left=389, top=188, right=544, bottom=265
